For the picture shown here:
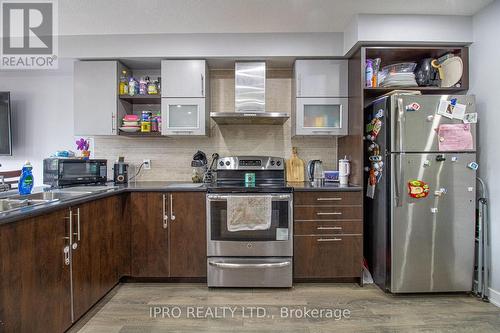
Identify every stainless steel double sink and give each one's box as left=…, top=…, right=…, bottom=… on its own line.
left=0, top=186, right=117, bottom=214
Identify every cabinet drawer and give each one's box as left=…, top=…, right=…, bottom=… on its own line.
left=294, top=220, right=362, bottom=236
left=293, top=235, right=362, bottom=278
left=294, top=206, right=362, bottom=220
left=294, top=191, right=362, bottom=206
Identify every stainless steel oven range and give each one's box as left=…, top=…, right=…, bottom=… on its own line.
left=206, top=156, right=293, bottom=287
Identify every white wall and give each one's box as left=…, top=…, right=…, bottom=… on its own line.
left=470, top=0, right=500, bottom=307
left=0, top=62, right=75, bottom=185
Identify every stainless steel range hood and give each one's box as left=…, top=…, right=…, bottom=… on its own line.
left=211, top=61, right=289, bottom=125
left=235, top=61, right=266, bottom=113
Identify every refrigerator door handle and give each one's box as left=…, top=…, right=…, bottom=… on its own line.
left=397, top=98, right=405, bottom=153
left=394, top=154, right=404, bottom=207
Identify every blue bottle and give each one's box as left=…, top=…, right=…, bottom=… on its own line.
left=18, top=161, right=34, bottom=195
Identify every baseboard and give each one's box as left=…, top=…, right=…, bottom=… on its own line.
left=489, top=288, right=500, bottom=308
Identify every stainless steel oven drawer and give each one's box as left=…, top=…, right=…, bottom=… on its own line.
left=207, top=257, right=292, bottom=287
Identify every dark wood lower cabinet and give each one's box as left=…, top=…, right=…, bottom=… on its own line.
left=72, top=196, right=121, bottom=320
left=0, top=210, right=72, bottom=333
left=130, top=191, right=207, bottom=278
left=293, top=235, right=362, bottom=278
left=169, top=192, right=206, bottom=278
left=293, top=191, right=363, bottom=280
left=130, top=192, right=169, bottom=277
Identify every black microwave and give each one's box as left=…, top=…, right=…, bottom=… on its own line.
left=43, top=158, right=108, bottom=188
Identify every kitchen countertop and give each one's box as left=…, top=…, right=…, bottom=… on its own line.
left=0, top=181, right=360, bottom=225
left=287, top=182, right=362, bottom=191
left=0, top=181, right=207, bottom=225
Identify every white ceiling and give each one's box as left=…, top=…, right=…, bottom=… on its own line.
left=59, top=0, right=492, bottom=35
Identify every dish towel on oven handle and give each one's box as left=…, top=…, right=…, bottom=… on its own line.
left=226, top=195, right=272, bottom=232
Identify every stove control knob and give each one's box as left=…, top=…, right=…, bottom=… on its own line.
left=276, top=160, right=282, bottom=166
left=270, top=160, right=275, bottom=166
left=225, top=161, right=231, bottom=166
left=219, top=161, right=224, bottom=167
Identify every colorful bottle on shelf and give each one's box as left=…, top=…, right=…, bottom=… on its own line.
left=366, top=59, right=374, bottom=88
left=119, top=70, right=128, bottom=95
left=139, top=76, right=148, bottom=95
left=18, top=161, right=34, bottom=195
left=128, top=77, right=138, bottom=96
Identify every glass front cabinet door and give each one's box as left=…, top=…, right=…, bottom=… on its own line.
left=161, top=98, right=206, bottom=136
left=295, top=97, right=348, bottom=136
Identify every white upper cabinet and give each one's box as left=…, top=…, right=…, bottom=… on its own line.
left=161, top=60, right=207, bottom=98
left=295, top=60, right=348, bottom=98
left=74, top=61, right=125, bottom=136
left=161, top=98, right=206, bottom=136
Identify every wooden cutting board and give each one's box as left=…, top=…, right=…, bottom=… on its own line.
left=285, top=147, right=305, bottom=182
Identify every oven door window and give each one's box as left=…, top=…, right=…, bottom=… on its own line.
left=210, top=199, right=290, bottom=241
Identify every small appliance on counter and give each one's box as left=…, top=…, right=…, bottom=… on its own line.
left=43, top=158, right=107, bottom=188
left=191, top=150, right=208, bottom=183
left=307, top=159, right=324, bottom=186
left=338, top=156, right=351, bottom=186
left=113, top=157, right=129, bottom=185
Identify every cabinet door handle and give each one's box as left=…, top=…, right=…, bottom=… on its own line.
left=317, top=197, right=342, bottom=201
left=170, top=194, right=175, bottom=221
left=317, top=226, right=342, bottom=230
left=298, top=74, right=302, bottom=96
left=111, top=112, right=116, bottom=133
left=317, top=238, right=342, bottom=242
left=317, top=212, right=342, bottom=216
left=172, top=130, right=194, bottom=134
left=64, top=209, right=73, bottom=261
left=312, top=130, right=333, bottom=134
left=201, top=74, right=204, bottom=96
left=72, top=208, right=81, bottom=242
left=162, top=194, right=168, bottom=229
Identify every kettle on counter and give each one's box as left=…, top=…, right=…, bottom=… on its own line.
left=307, top=160, right=323, bottom=183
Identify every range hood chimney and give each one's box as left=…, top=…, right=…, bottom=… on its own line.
left=235, top=61, right=266, bottom=113
left=210, top=61, right=289, bottom=125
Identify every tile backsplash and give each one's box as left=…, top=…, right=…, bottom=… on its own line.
left=93, top=69, right=338, bottom=181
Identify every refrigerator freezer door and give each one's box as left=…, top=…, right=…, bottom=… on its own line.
left=390, top=152, right=476, bottom=293
left=391, top=95, right=476, bottom=153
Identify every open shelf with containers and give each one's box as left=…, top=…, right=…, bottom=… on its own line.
left=117, top=66, right=163, bottom=137
left=363, top=46, right=468, bottom=103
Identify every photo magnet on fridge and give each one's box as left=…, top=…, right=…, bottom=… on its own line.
left=463, top=112, right=478, bottom=124
left=437, top=100, right=466, bottom=120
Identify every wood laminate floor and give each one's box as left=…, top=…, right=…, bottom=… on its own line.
left=70, top=283, right=500, bottom=333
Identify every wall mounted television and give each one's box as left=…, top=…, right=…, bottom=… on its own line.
left=0, top=92, right=12, bottom=156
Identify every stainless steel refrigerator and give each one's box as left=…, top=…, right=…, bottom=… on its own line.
left=365, top=94, right=477, bottom=293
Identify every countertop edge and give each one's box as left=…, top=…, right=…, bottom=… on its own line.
left=0, top=183, right=362, bottom=225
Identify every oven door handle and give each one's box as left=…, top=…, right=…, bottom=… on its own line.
left=208, top=261, right=291, bottom=269
left=207, top=194, right=291, bottom=201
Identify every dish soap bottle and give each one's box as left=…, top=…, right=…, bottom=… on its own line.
left=18, top=161, right=34, bottom=195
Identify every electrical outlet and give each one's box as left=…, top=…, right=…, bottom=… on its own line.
left=143, top=159, right=151, bottom=170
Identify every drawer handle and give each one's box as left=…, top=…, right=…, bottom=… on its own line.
left=209, top=261, right=290, bottom=269
left=317, top=238, right=342, bottom=242
left=317, top=226, right=342, bottom=230
left=317, top=197, right=342, bottom=201
left=317, top=212, right=342, bottom=216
